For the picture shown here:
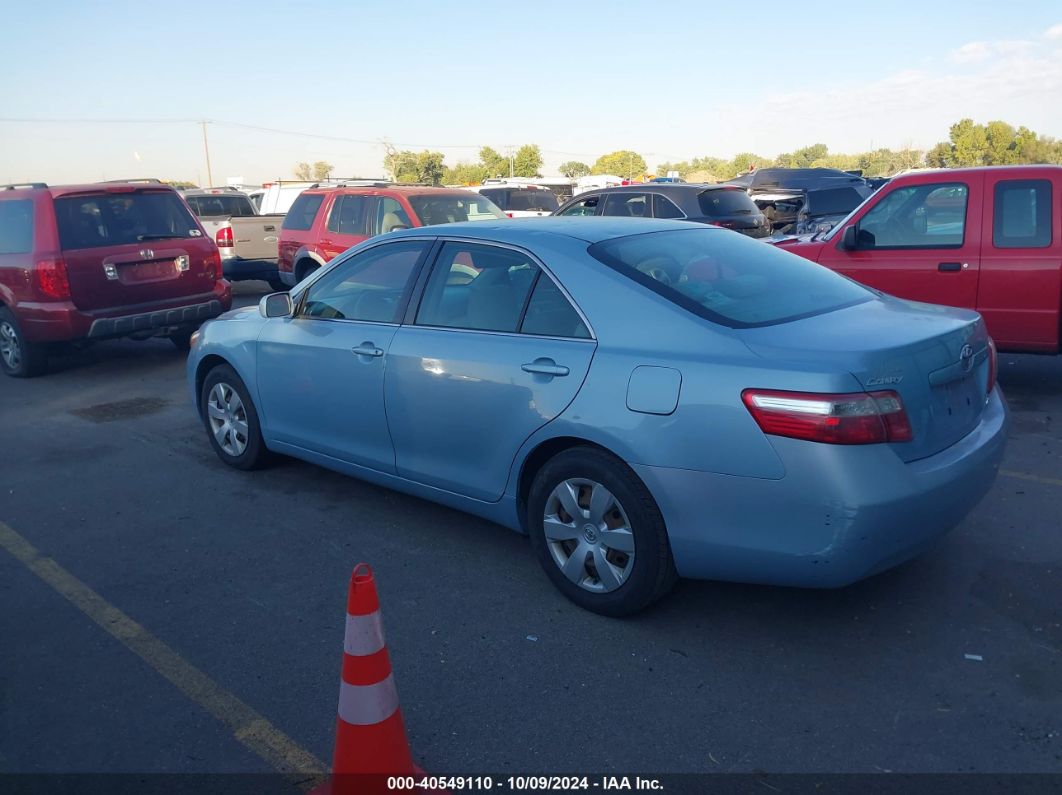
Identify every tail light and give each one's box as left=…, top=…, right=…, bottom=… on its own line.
left=35, top=257, right=71, bottom=300
left=215, top=226, right=233, bottom=249
left=206, top=249, right=222, bottom=280
left=986, top=338, right=997, bottom=395
left=742, top=389, right=913, bottom=445
left=505, top=212, right=513, bottom=218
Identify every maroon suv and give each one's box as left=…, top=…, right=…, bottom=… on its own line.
left=0, top=181, right=231, bottom=377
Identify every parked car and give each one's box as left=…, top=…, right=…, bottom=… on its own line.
left=187, top=218, right=1006, bottom=615
left=788, top=185, right=872, bottom=235
left=773, top=165, right=1062, bottom=354
left=183, top=188, right=286, bottom=290
left=276, top=185, right=506, bottom=287
left=470, top=184, right=559, bottom=217
left=554, top=184, right=771, bottom=238
left=0, top=181, right=230, bottom=377
left=729, top=168, right=873, bottom=231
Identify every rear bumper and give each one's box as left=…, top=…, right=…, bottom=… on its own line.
left=87, top=299, right=224, bottom=338
left=222, top=257, right=279, bottom=282
left=634, top=389, right=1008, bottom=587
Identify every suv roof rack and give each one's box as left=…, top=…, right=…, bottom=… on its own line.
left=101, top=178, right=164, bottom=184
left=2, top=182, right=48, bottom=190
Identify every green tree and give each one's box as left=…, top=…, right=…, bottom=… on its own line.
left=925, top=141, right=953, bottom=168
left=559, top=160, right=590, bottom=178
left=512, top=144, right=543, bottom=177
left=311, top=161, right=334, bottom=181
left=162, top=179, right=197, bottom=189
left=592, top=150, right=647, bottom=179
left=384, top=150, right=445, bottom=184
left=293, top=162, right=312, bottom=180
left=444, top=162, right=490, bottom=185
left=984, top=120, right=1018, bottom=165
left=949, top=118, right=990, bottom=166
left=728, top=152, right=768, bottom=175
left=479, top=146, right=509, bottom=177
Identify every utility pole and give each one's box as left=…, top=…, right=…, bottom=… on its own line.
left=506, top=145, right=514, bottom=178
left=201, top=121, right=214, bottom=188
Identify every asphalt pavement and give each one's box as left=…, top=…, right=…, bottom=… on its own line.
left=1, top=281, right=1059, bottom=777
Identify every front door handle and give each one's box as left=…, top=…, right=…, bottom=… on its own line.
left=352, top=342, right=384, bottom=357
left=522, top=358, right=569, bottom=377
left=938, top=262, right=965, bottom=272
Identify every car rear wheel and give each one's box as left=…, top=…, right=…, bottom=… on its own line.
left=200, top=363, right=270, bottom=470
left=527, top=446, right=677, bottom=616
left=0, top=307, right=48, bottom=378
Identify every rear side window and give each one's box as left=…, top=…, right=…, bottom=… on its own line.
left=327, top=195, right=369, bottom=235
left=185, top=195, right=256, bottom=217
left=407, top=195, right=506, bottom=225
left=653, top=194, right=685, bottom=219
left=0, top=200, right=34, bottom=254
left=697, top=189, right=756, bottom=217
left=589, top=228, right=871, bottom=328
left=603, top=193, right=650, bottom=217
left=993, top=180, right=1052, bottom=249
left=54, top=191, right=200, bottom=250
left=558, top=195, right=600, bottom=216
left=282, top=193, right=325, bottom=231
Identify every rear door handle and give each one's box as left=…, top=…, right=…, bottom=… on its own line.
left=938, top=262, right=964, bottom=272
left=352, top=342, right=384, bottom=357
left=522, top=358, right=569, bottom=377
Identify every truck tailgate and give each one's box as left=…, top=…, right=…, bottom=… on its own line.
left=230, top=215, right=282, bottom=261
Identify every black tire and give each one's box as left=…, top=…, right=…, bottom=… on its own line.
left=199, top=363, right=271, bottom=470
left=267, top=279, right=287, bottom=293
left=0, top=306, right=49, bottom=378
left=169, top=327, right=195, bottom=351
left=527, top=446, right=677, bottom=616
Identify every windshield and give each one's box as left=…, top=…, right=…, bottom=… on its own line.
left=588, top=228, right=871, bottom=327
left=408, top=194, right=506, bottom=224
left=55, top=191, right=201, bottom=250
left=185, top=194, right=257, bottom=217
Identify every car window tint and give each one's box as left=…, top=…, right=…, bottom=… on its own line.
left=373, top=196, right=413, bottom=235
left=559, top=196, right=600, bottom=216
left=416, top=242, right=538, bottom=332
left=857, top=183, right=968, bottom=248
left=301, top=241, right=426, bottom=323
left=282, top=193, right=324, bottom=230
left=407, top=195, right=506, bottom=225
left=697, top=189, right=756, bottom=217
left=0, top=200, right=34, bottom=254
left=603, top=193, right=649, bottom=218
left=653, top=194, right=685, bottom=219
left=54, top=192, right=200, bottom=250
left=993, top=179, right=1051, bottom=249
left=185, top=195, right=256, bottom=217
left=589, top=228, right=871, bottom=328
left=520, top=275, right=590, bottom=338
left=507, top=189, right=559, bottom=212
left=328, top=195, right=369, bottom=235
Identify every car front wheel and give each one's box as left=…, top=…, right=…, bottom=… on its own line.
left=527, top=447, right=677, bottom=616
left=200, top=363, right=270, bottom=470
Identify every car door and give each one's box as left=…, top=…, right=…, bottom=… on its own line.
left=976, top=174, right=1060, bottom=352
left=818, top=177, right=983, bottom=309
left=256, top=239, right=432, bottom=471
left=317, top=194, right=371, bottom=261
left=385, top=240, right=596, bottom=501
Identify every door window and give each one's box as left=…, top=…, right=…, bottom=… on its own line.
left=856, top=183, right=968, bottom=248
left=326, top=195, right=369, bottom=235
left=653, top=194, right=685, bottom=219
left=299, top=241, right=426, bottom=323
left=603, top=193, right=650, bottom=218
left=372, top=197, right=414, bottom=235
left=520, top=275, right=590, bottom=338
left=993, top=179, right=1052, bottom=248
left=416, top=242, right=538, bottom=332
left=558, top=195, right=600, bottom=216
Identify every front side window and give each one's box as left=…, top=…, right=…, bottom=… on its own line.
left=603, top=193, right=650, bottom=218
left=558, top=195, right=600, bottom=216
left=407, top=194, right=506, bottom=226
left=373, top=197, right=414, bottom=235
left=416, top=242, right=538, bottom=332
left=589, top=228, right=871, bottom=328
left=300, top=241, right=426, bottom=323
left=282, top=193, right=324, bottom=231
left=856, top=183, right=968, bottom=248
left=993, top=179, right=1051, bottom=249
left=0, top=200, right=34, bottom=254
left=327, top=195, right=370, bottom=235
left=54, top=191, right=200, bottom=250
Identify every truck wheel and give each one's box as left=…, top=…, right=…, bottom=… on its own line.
left=0, top=307, right=49, bottom=378
left=267, top=279, right=287, bottom=293
left=296, top=260, right=320, bottom=283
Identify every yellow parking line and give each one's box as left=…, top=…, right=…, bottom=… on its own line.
left=1000, top=469, right=1062, bottom=488
left=0, top=521, right=327, bottom=784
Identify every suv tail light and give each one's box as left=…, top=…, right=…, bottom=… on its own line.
left=207, top=249, right=223, bottom=281
left=35, top=257, right=71, bottom=300
left=742, top=389, right=913, bottom=445
left=215, top=226, right=233, bottom=249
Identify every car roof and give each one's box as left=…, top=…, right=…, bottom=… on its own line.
left=392, top=216, right=709, bottom=244
left=304, top=185, right=476, bottom=197
left=1, top=182, right=181, bottom=198
left=577, top=183, right=731, bottom=195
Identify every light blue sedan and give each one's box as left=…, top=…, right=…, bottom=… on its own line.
left=187, top=218, right=1007, bottom=615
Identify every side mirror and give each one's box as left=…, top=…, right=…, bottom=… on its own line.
left=841, top=225, right=859, bottom=250
left=260, top=292, right=293, bottom=318
left=388, top=224, right=410, bottom=232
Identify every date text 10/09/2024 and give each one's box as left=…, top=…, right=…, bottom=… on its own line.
left=387, top=776, right=665, bottom=791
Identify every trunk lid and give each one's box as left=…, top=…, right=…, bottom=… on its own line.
left=739, top=296, right=993, bottom=462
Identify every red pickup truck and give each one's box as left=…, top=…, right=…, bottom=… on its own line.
left=774, top=165, right=1062, bottom=354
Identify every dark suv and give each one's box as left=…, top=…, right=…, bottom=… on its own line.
left=0, top=181, right=230, bottom=377
left=553, top=184, right=771, bottom=238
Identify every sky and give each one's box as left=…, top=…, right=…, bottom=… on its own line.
left=2, top=0, right=1061, bottom=185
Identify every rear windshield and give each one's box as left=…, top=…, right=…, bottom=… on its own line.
left=697, top=189, right=756, bottom=217
left=407, top=194, right=506, bottom=225
left=54, top=191, right=201, bottom=250
left=282, top=193, right=325, bottom=231
left=185, top=194, right=257, bottom=217
left=505, top=189, right=559, bottom=212
left=588, top=228, right=871, bottom=328
left=804, top=187, right=865, bottom=216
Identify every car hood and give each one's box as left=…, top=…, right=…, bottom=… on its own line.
left=217, top=305, right=261, bottom=322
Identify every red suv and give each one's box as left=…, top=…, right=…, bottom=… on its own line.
left=0, top=181, right=230, bottom=377
left=277, top=185, right=506, bottom=286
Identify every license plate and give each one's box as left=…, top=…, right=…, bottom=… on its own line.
left=126, top=260, right=175, bottom=281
